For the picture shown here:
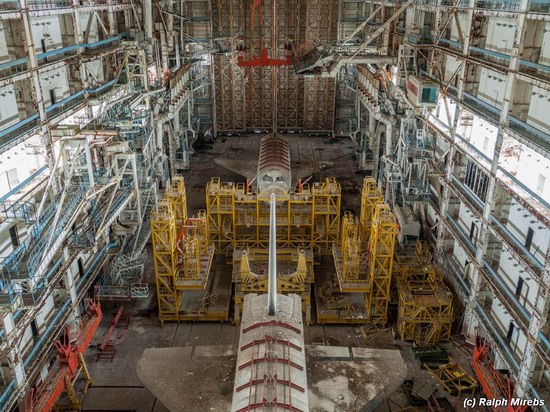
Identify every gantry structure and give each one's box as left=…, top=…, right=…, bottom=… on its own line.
left=1, top=0, right=550, bottom=408
left=0, top=0, right=197, bottom=407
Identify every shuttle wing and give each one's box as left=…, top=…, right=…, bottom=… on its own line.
left=292, top=161, right=335, bottom=186
left=212, top=159, right=258, bottom=180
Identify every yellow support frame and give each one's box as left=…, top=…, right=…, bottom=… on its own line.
left=332, top=212, right=370, bottom=293
left=311, top=177, right=341, bottom=254
left=165, top=175, right=188, bottom=226
left=180, top=210, right=212, bottom=281
left=396, top=252, right=453, bottom=345
left=151, top=200, right=179, bottom=321
left=205, top=178, right=235, bottom=251
left=205, top=177, right=339, bottom=254
left=367, top=203, right=397, bottom=324
left=360, top=177, right=383, bottom=247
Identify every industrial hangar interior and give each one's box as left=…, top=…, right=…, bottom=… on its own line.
left=0, top=0, right=550, bottom=411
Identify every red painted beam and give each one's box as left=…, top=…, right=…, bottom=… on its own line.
left=238, top=49, right=292, bottom=68
left=99, top=306, right=125, bottom=352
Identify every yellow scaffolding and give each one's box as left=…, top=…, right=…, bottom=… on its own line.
left=179, top=211, right=213, bottom=281
left=367, top=203, right=397, bottom=324
left=320, top=196, right=396, bottom=324
left=205, top=178, right=235, bottom=251
left=332, top=212, right=369, bottom=292
left=312, top=177, right=341, bottom=254
left=205, top=177, right=340, bottom=253
left=165, top=175, right=187, bottom=226
left=359, top=177, right=383, bottom=246
left=396, top=245, right=453, bottom=345
left=152, top=179, right=222, bottom=322
left=151, top=200, right=179, bottom=320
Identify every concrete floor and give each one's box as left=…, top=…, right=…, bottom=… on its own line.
left=79, top=135, right=476, bottom=411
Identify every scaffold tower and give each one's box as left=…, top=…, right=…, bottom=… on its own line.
left=367, top=203, right=397, bottom=324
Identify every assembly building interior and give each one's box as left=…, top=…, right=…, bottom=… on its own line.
left=1, top=0, right=550, bottom=411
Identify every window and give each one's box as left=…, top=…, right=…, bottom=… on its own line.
left=464, top=161, right=489, bottom=201
left=421, top=87, right=438, bottom=104
left=483, top=137, right=489, bottom=152
left=6, top=168, right=19, bottom=190
left=525, top=227, right=534, bottom=250
left=537, top=174, right=546, bottom=195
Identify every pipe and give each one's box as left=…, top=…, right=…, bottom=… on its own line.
left=267, top=193, right=277, bottom=316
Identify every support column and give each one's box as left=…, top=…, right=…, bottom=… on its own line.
left=474, top=0, right=530, bottom=334
left=63, top=247, right=81, bottom=337
left=518, top=247, right=550, bottom=393
left=19, top=0, right=55, bottom=180
left=0, top=313, right=26, bottom=392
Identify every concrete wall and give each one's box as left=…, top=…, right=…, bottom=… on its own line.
left=540, top=22, right=550, bottom=66
left=513, top=146, right=550, bottom=203
left=39, top=66, right=71, bottom=106
left=477, top=67, right=507, bottom=110
left=78, top=12, right=99, bottom=42
left=0, top=22, right=10, bottom=64
left=449, top=13, right=469, bottom=43
left=490, top=297, right=527, bottom=358
left=485, top=17, right=516, bottom=53
left=0, top=84, right=21, bottom=128
left=506, top=198, right=550, bottom=264
left=30, top=16, right=63, bottom=53
left=443, top=55, right=461, bottom=84
left=497, top=249, right=539, bottom=314
left=526, top=84, right=550, bottom=134
left=0, top=139, right=45, bottom=197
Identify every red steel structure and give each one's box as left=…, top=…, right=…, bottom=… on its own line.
left=237, top=0, right=291, bottom=68
left=472, top=337, right=528, bottom=412
left=26, top=299, right=102, bottom=412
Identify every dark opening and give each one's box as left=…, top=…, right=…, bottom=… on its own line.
left=40, top=39, right=47, bottom=53
left=77, top=257, right=84, bottom=277
left=506, top=321, right=515, bottom=342
left=525, top=227, right=534, bottom=250
left=30, top=319, right=39, bottom=337
left=469, top=222, right=476, bottom=240
left=49, top=89, right=56, bottom=105
left=9, top=225, right=19, bottom=248
left=515, top=277, right=524, bottom=297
